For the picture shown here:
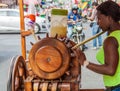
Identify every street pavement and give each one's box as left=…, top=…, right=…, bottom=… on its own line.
left=80, top=22, right=106, bottom=89
left=81, top=48, right=105, bottom=89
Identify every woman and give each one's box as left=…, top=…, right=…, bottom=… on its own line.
left=74, top=1, right=120, bottom=91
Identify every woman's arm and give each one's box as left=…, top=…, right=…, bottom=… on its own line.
left=87, top=37, right=119, bottom=75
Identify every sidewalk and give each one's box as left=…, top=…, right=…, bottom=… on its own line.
left=81, top=48, right=105, bottom=89
left=80, top=21, right=108, bottom=89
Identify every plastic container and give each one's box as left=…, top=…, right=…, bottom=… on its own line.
left=50, top=9, right=68, bottom=38
left=26, top=1, right=36, bottom=30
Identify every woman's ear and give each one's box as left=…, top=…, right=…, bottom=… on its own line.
left=107, top=16, right=114, bottom=30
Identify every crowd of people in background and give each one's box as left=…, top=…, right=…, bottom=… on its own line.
left=87, top=2, right=102, bottom=49
left=23, top=0, right=120, bottom=50
left=74, top=1, right=120, bottom=91
left=66, top=1, right=104, bottom=50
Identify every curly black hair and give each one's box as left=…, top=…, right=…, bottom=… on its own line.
left=92, top=2, right=98, bottom=6
left=97, top=1, right=120, bottom=22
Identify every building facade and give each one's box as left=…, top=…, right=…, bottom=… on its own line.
left=0, top=0, right=18, bottom=8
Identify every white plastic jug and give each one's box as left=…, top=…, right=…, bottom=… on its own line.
left=50, top=9, right=68, bottom=38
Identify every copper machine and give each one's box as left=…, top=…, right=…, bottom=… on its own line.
left=7, top=0, right=105, bottom=91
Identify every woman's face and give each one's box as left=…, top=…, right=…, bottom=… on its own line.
left=97, top=11, right=110, bottom=31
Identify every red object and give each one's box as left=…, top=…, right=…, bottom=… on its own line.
left=29, top=14, right=36, bottom=22
left=74, top=0, right=78, bottom=4
left=25, top=14, right=36, bottom=22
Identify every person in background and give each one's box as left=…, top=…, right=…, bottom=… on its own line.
left=87, top=2, right=102, bottom=49
left=74, top=1, right=120, bottom=91
left=67, top=5, right=88, bottom=50
left=67, top=5, right=81, bottom=38
left=87, top=7, right=92, bottom=17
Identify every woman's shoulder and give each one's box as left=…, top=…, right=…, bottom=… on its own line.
left=104, top=32, right=119, bottom=48
left=109, top=30, right=120, bottom=38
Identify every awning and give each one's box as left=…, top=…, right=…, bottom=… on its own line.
left=23, top=0, right=41, bottom=5
left=81, top=2, right=88, bottom=9
left=0, top=3, right=8, bottom=7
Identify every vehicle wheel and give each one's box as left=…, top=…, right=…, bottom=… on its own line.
left=79, top=34, right=85, bottom=51
left=34, top=23, right=40, bottom=33
left=81, top=45, right=84, bottom=51
left=72, top=34, right=77, bottom=43
left=7, top=55, right=27, bottom=91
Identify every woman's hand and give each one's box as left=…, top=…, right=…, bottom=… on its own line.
left=72, top=48, right=86, bottom=65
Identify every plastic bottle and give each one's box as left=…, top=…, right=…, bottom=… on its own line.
left=50, top=9, right=68, bottom=38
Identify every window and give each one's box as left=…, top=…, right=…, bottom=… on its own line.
left=7, top=11, right=19, bottom=17
left=0, top=11, right=7, bottom=16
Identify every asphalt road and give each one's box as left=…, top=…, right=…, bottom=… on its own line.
left=0, top=34, right=20, bottom=91
left=0, top=33, right=46, bottom=91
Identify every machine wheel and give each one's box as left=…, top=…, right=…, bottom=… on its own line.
left=7, top=55, right=27, bottom=91
left=72, top=34, right=84, bottom=51
left=78, top=36, right=84, bottom=51
left=34, top=23, right=40, bottom=33
left=29, top=37, right=70, bottom=79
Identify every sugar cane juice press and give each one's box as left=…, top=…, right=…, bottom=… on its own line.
left=7, top=0, right=105, bottom=91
